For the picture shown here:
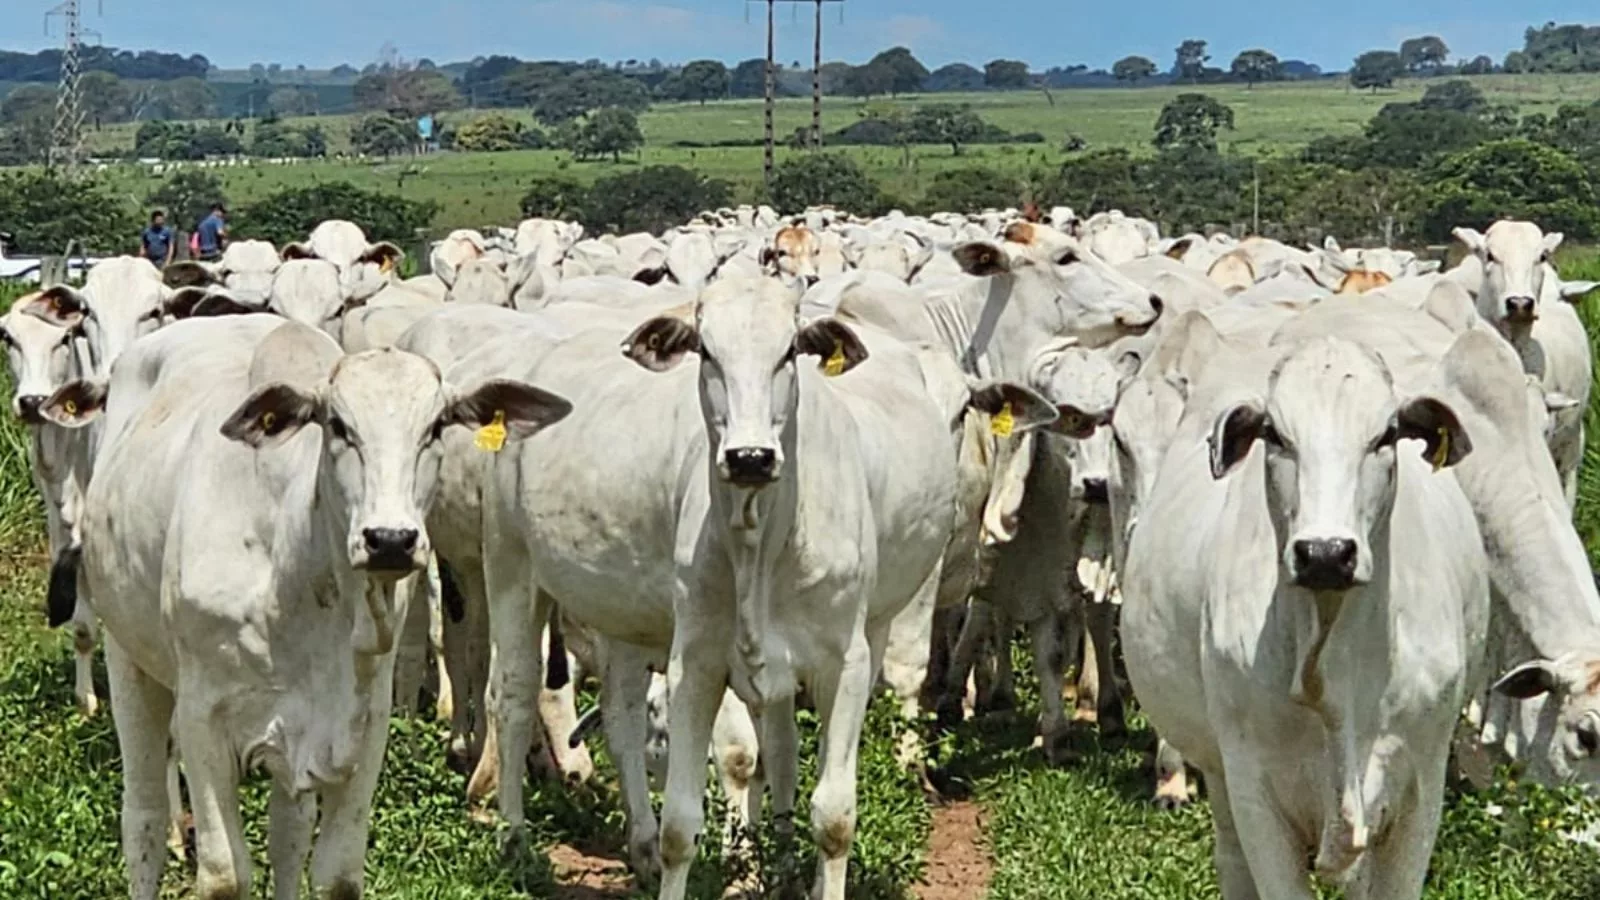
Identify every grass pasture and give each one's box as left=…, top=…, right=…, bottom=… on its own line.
left=67, top=72, right=1600, bottom=233
left=2, top=258, right=1600, bottom=898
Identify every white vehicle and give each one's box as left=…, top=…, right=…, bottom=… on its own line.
left=0, top=232, right=99, bottom=283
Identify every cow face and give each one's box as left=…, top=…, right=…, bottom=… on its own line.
left=622, top=277, right=867, bottom=487
left=1029, top=342, right=1140, bottom=503
left=219, top=349, right=571, bottom=576
left=30, top=258, right=167, bottom=378
left=1209, top=338, right=1470, bottom=592
left=954, top=229, right=1163, bottom=348
left=761, top=227, right=822, bottom=285
left=1493, top=657, right=1600, bottom=783
left=0, top=292, right=83, bottom=423
left=1108, top=375, right=1185, bottom=559
left=1455, top=220, right=1563, bottom=333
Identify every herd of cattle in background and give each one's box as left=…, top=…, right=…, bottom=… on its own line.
left=4, top=198, right=1600, bottom=900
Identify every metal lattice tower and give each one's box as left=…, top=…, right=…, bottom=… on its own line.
left=46, top=0, right=100, bottom=175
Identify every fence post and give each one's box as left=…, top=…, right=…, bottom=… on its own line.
left=39, top=256, right=67, bottom=287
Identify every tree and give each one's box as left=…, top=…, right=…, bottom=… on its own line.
left=233, top=181, right=438, bottom=247
left=919, top=167, right=1024, bottom=214
left=1112, top=56, right=1158, bottom=84
left=1420, top=139, right=1600, bottom=241
left=80, top=71, right=131, bottom=129
left=1230, top=49, right=1281, bottom=88
left=729, top=59, right=768, bottom=98
left=1459, top=55, right=1495, bottom=76
left=1174, top=40, right=1209, bottom=83
left=580, top=165, right=731, bottom=234
left=1418, top=79, right=1488, bottom=115
left=564, top=107, right=642, bottom=162
left=145, top=171, right=228, bottom=228
left=249, top=63, right=267, bottom=81
left=454, top=114, right=542, bottom=152
left=1399, top=35, right=1450, bottom=74
left=351, top=114, right=416, bottom=157
left=866, top=47, right=929, bottom=96
left=665, top=60, right=729, bottom=104
left=925, top=63, right=985, bottom=92
left=0, top=85, right=56, bottom=127
left=1363, top=104, right=1495, bottom=168
left=909, top=104, right=987, bottom=156
left=520, top=175, right=588, bottom=220
left=266, top=87, right=318, bottom=117
left=0, top=171, right=137, bottom=254
left=354, top=68, right=462, bottom=118
left=984, top=59, right=1031, bottom=90
left=1152, top=93, right=1235, bottom=152
left=768, top=153, right=887, bottom=216
left=1351, top=51, right=1405, bottom=92
left=843, top=63, right=892, bottom=98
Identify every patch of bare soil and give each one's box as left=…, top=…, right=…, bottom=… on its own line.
left=916, top=800, right=992, bottom=900
left=549, top=841, right=636, bottom=900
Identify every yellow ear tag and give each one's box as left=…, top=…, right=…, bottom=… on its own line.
left=379, top=257, right=395, bottom=275
left=823, top=341, right=847, bottom=377
left=475, top=411, right=508, bottom=453
left=63, top=399, right=77, bottom=417
left=1431, top=426, right=1450, bottom=472
left=991, top=402, right=1015, bottom=439
left=261, top=411, right=275, bottom=432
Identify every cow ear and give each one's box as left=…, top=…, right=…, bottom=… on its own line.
left=280, top=242, right=319, bottom=262
left=968, top=382, right=1058, bottom=435
left=1164, top=237, right=1194, bottom=260
left=40, top=379, right=108, bottom=429
left=165, top=287, right=210, bottom=319
left=1114, top=349, right=1144, bottom=382
left=359, top=242, right=405, bottom=274
left=793, top=318, right=868, bottom=376
left=1396, top=396, right=1471, bottom=470
left=632, top=264, right=670, bottom=286
left=220, top=383, right=320, bottom=449
left=1208, top=400, right=1267, bottom=479
left=1452, top=227, right=1487, bottom=257
left=1559, top=280, right=1599, bottom=304
left=433, top=254, right=460, bottom=290
left=193, top=292, right=266, bottom=318
left=1544, top=391, right=1581, bottom=414
left=1492, top=660, right=1564, bottom=700
left=952, top=241, right=1011, bottom=277
left=24, top=286, right=89, bottom=328
left=1542, top=232, right=1565, bottom=258
left=622, top=316, right=700, bottom=372
left=444, top=378, right=573, bottom=441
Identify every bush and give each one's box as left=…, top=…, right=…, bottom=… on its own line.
left=919, top=167, right=1024, bottom=214
left=351, top=114, right=416, bottom=157
left=581, top=165, right=730, bottom=235
left=144, top=171, right=229, bottom=231
left=768, top=154, right=888, bottom=217
left=454, top=114, right=544, bottom=153
left=519, top=175, right=589, bottom=220
left=233, top=181, right=439, bottom=247
left=0, top=171, right=137, bottom=255
left=133, top=120, right=245, bottom=160
left=249, top=121, right=326, bottom=158
left=1420, top=139, right=1600, bottom=241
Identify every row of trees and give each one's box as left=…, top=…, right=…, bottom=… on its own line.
left=0, top=47, right=209, bottom=83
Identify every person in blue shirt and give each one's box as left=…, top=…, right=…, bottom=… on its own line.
left=139, top=210, right=175, bottom=269
left=195, top=204, right=228, bottom=262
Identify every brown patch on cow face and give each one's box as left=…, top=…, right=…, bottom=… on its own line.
left=1336, top=269, right=1393, bottom=295
left=1003, top=221, right=1037, bottom=246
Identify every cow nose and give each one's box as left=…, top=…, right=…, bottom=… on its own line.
left=1578, top=719, right=1600, bottom=756
left=1081, top=477, right=1109, bottom=504
left=1505, top=296, right=1536, bottom=320
left=724, top=447, right=778, bottom=484
left=363, top=527, right=419, bottom=567
left=1292, top=538, right=1358, bottom=591
left=16, top=394, right=44, bottom=422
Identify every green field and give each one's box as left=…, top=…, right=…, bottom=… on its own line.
left=65, top=73, right=1600, bottom=233
left=2, top=262, right=1600, bottom=898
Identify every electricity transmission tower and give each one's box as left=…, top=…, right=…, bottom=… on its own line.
left=747, top=0, right=844, bottom=187
left=45, top=0, right=101, bottom=175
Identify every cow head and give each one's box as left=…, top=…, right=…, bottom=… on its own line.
left=622, top=277, right=867, bottom=487
left=1454, top=220, right=1563, bottom=334
left=440, top=253, right=543, bottom=309
left=1028, top=338, right=1141, bottom=504
left=761, top=226, right=823, bottom=286
left=218, top=347, right=572, bottom=576
left=953, top=227, right=1163, bottom=349
left=1, top=291, right=85, bottom=424
left=30, top=257, right=167, bottom=378
left=1209, top=337, right=1470, bottom=592
left=1493, top=657, right=1600, bottom=783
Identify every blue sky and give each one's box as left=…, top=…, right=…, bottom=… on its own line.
left=9, top=0, right=1595, bottom=71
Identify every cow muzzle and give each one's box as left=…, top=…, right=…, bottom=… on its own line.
left=358, top=526, right=423, bottom=574
left=15, top=394, right=45, bottom=425
left=1504, top=296, right=1536, bottom=324
left=723, top=446, right=778, bottom=486
left=1291, top=537, right=1359, bottom=591
left=1081, top=477, right=1109, bottom=504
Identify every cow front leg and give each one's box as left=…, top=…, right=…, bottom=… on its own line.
left=267, top=781, right=315, bottom=900
left=1085, top=599, right=1125, bottom=737
left=1153, top=738, right=1192, bottom=810
left=177, top=700, right=251, bottom=900
left=880, top=570, right=938, bottom=769
left=481, top=533, right=545, bottom=847
left=598, top=639, right=661, bottom=889
left=106, top=636, right=174, bottom=900
left=1222, top=763, right=1317, bottom=900
left=71, top=598, right=99, bottom=717
left=807, top=628, right=875, bottom=900
left=657, top=637, right=726, bottom=900
left=1029, top=611, right=1072, bottom=765
left=309, top=650, right=401, bottom=899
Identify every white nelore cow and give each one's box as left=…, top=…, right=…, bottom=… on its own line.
left=1124, top=334, right=1486, bottom=898
left=53, top=315, right=570, bottom=900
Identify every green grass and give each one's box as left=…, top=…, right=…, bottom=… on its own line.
left=60, top=72, right=1600, bottom=233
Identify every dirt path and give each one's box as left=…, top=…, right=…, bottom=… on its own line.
left=549, top=842, right=635, bottom=900
left=916, top=800, right=993, bottom=900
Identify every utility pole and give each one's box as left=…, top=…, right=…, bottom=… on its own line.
left=45, top=0, right=101, bottom=176
left=748, top=0, right=844, bottom=186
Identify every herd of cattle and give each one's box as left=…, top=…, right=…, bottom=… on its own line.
left=6, top=201, right=1600, bottom=900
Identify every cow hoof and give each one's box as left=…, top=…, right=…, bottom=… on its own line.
left=445, top=743, right=474, bottom=776
left=1153, top=772, right=1192, bottom=811
left=499, top=825, right=529, bottom=861
left=76, top=693, right=100, bottom=718
left=1043, top=732, right=1081, bottom=767
left=629, top=836, right=662, bottom=892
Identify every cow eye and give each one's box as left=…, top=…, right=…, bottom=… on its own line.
left=325, top=415, right=350, bottom=443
